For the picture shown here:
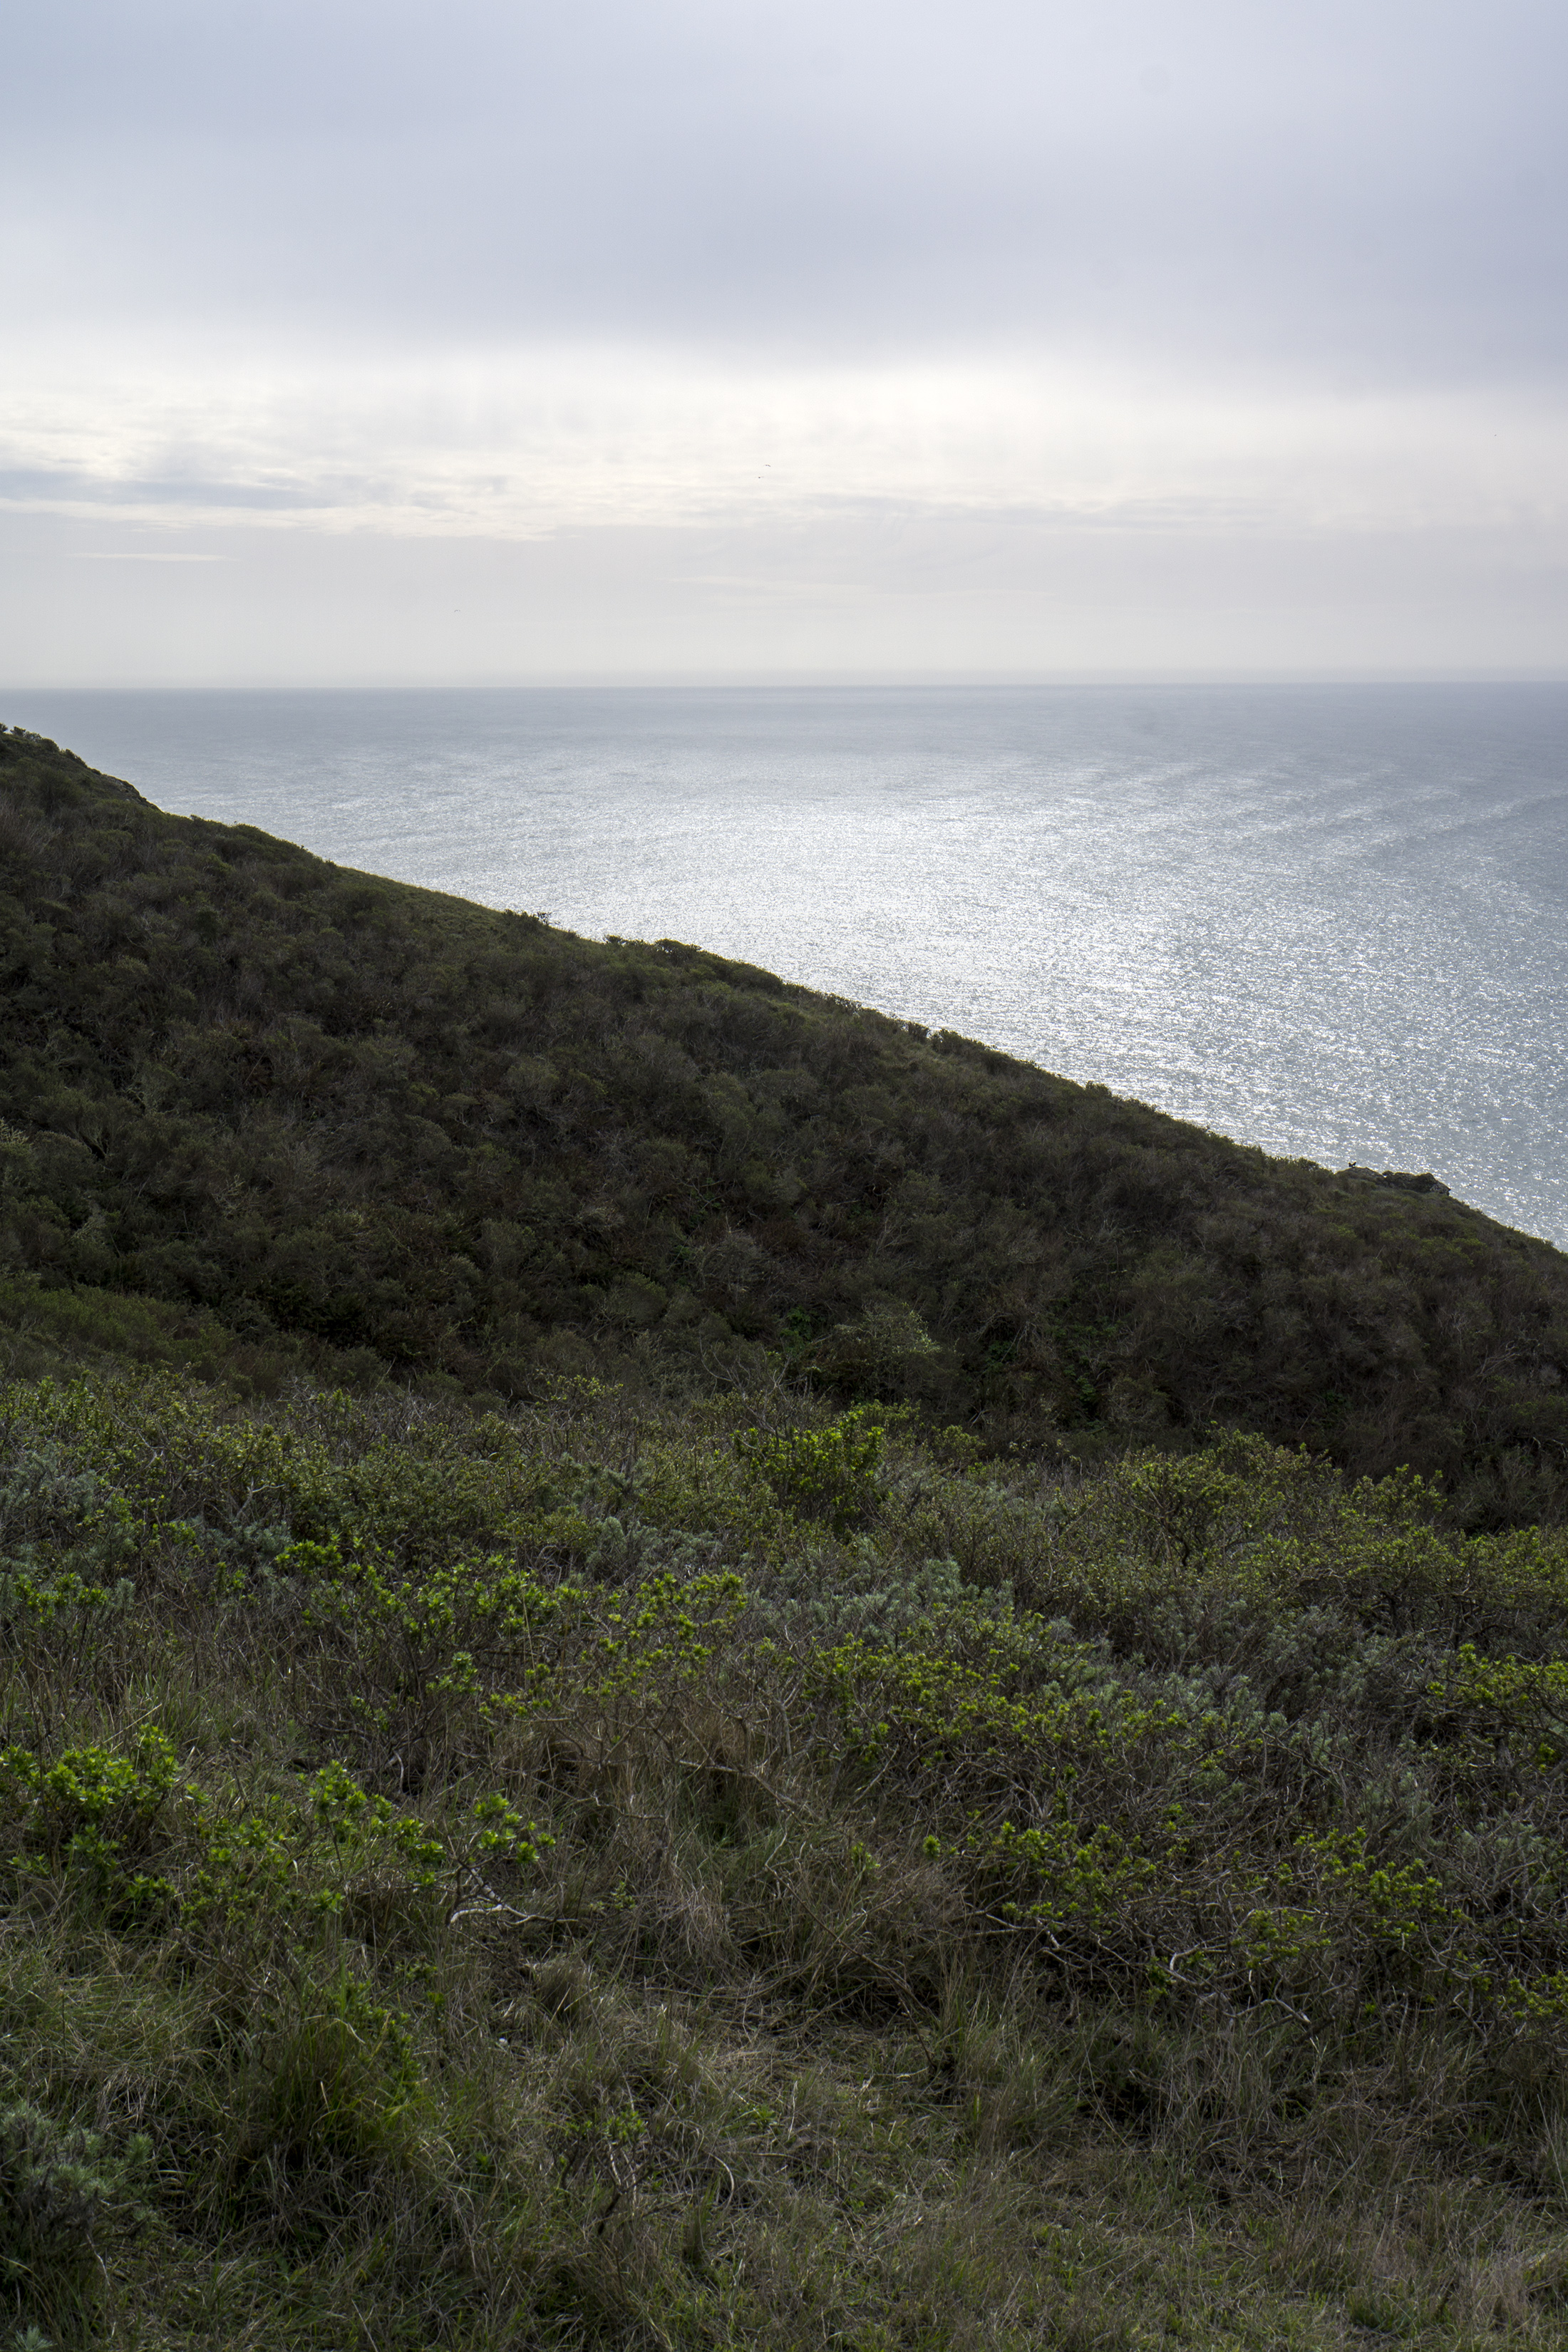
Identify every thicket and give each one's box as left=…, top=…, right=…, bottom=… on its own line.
left=4, top=723, right=1568, bottom=1529
left=2, top=1364, right=1568, bottom=2343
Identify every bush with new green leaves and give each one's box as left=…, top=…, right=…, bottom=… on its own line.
left=734, top=1404, right=887, bottom=1534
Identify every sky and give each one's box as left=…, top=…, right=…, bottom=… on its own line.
left=4, top=0, right=1567, bottom=684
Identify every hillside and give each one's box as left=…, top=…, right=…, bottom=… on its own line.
left=6, top=1327, right=1568, bottom=2343
left=3, top=721, right=1567, bottom=1525
left=7, top=718, right=1568, bottom=2346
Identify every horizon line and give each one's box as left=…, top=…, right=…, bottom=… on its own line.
left=7, top=669, right=1568, bottom=696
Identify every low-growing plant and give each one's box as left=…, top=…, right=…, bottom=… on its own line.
left=0, top=2102, right=152, bottom=2341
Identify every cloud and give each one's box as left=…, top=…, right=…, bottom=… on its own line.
left=7, top=0, right=1567, bottom=380
left=3, top=339, right=1568, bottom=571
left=3, top=0, right=1565, bottom=679
left=4, top=342, right=1564, bottom=542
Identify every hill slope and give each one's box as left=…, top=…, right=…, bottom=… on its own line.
left=3, top=720, right=1567, bottom=1521
left=7, top=718, right=1568, bottom=2346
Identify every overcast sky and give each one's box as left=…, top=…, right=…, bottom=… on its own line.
left=4, top=0, right=1566, bottom=682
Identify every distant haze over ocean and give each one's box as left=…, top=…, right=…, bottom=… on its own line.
left=10, top=682, right=1567, bottom=1249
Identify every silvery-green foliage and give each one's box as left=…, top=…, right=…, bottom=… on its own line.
left=745, top=1539, right=1005, bottom=1648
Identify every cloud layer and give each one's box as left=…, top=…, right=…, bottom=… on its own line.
left=5, top=0, right=1566, bottom=679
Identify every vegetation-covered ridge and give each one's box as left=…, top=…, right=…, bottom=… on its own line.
left=4, top=720, right=1568, bottom=1527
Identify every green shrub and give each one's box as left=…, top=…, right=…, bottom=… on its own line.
left=0, top=1731, right=183, bottom=1928
left=0, top=2103, right=151, bottom=2338
left=734, top=1404, right=887, bottom=1534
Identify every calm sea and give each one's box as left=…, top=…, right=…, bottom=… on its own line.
left=8, top=683, right=1567, bottom=1248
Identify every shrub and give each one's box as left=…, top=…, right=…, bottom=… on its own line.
left=734, top=1404, right=887, bottom=1534
left=0, top=2103, right=151, bottom=2338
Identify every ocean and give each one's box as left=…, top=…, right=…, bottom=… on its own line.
left=8, top=681, right=1567, bottom=1248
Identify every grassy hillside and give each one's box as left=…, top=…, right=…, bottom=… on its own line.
left=3, top=722, right=1567, bottom=1527
left=4, top=1368, right=1568, bottom=2346
left=6, top=719, right=1568, bottom=2348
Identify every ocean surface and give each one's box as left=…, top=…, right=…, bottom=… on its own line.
left=8, top=683, right=1567, bottom=1249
